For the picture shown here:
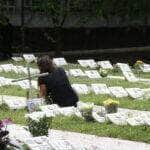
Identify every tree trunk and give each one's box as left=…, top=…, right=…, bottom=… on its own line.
left=54, top=27, right=63, bottom=57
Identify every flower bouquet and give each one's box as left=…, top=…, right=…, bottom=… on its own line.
left=79, top=103, right=94, bottom=121
left=103, top=99, right=119, bottom=114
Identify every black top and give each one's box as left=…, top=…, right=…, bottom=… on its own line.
left=38, top=67, right=78, bottom=107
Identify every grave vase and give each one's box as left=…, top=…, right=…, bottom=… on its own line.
left=105, top=104, right=118, bottom=114
left=81, top=109, right=94, bottom=122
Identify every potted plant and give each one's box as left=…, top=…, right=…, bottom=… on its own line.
left=79, top=103, right=94, bottom=121
left=103, top=99, right=119, bottom=114
left=26, top=112, right=52, bottom=137
left=133, top=60, right=143, bottom=70
left=133, top=60, right=143, bottom=78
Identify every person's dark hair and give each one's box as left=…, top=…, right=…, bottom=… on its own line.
left=37, top=55, right=55, bottom=73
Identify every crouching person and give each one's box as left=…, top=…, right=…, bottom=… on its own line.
left=37, top=55, right=78, bottom=107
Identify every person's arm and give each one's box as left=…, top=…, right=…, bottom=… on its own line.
left=39, top=84, right=46, bottom=98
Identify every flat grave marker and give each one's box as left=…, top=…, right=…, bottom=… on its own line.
left=125, top=88, right=144, bottom=99
left=12, top=57, right=23, bottom=62
left=23, top=54, right=36, bottom=63
left=78, top=59, right=97, bottom=68
left=117, top=63, right=138, bottom=82
left=106, top=113, right=128, bottom=125
left=72, top=84, right=89, bottom=94
left=0, top=64, right=13, bottom=72
left=69, top=69, right=85, bottom=77
left=2, top=95, right=26, bottom=109
left=85, top=70, right=101, bottom=78
left=140, top=63, right=150, bottom=73
left=91, top=83, right=110, bottom=95
left=53, top=58, right=68, bottom=66
left=97, top=60, right=113, bottom=70
left=109, top=86, right=128, bottom=98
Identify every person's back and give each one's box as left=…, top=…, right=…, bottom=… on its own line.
left=37, top=56, right=78, bottom=107
left=39, top=67, right=78, bottom=106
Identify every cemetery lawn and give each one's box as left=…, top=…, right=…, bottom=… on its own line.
left=0, top=61, right=150, bottom=143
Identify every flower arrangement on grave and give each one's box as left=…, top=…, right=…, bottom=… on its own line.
left=27, top=113, right=52, bottom=137
left=0, top=118, right=12, bottom=149
left=100, top=69, right=108, bottom=77
left=133, top=60, right=143, bottom=69
left=79, top=103, right=94, bottom=121
left=103, top=99, right=119, bottom=114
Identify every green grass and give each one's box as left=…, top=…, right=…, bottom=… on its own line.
left=80, top=94, right=150, bottom=111
left=0, top=61, right=150, bottom=143
left=52, top=116, right=150, bottom=143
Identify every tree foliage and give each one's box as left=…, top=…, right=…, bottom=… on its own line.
left=32, top=0, right=100, bottom=28
left=32, top=0, right=100, bottom=55
left=95, top=0, right=150, bottom=26
left=0, top=0, right=5, bottom=25
left=31, top=0, right=150, bottom=54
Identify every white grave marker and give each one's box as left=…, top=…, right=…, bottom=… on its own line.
left=125, top=88, right=144, bottom=99
left=117, top=63, right=138, bottom=82
left=53, top=58, right=67, bottom=66
left=91, top=83, right=110, bottom=95
left=85, top=70, right=101, bottom=78
left=0, top=64, right=14, bottom=72
left=97, top=60, right=113, bottom=69
left=12, top=57, right=23, bottom=62
left=109, top=86, right=128, bottom=98
left=78, top=59, right=97, bottom=68
left=0, top=77, right=7, bottom=86
left=16, top=66, right=28, bottom=74
left=140, top=63, right=150, bottom=73
left=72, top=84, right=89, bottom=94
left=57, top=107, right=77, bottom=116
left=18, top=80, right=30, bottom=89
left=2, top=95, right=26, bottom=109
left=127, top=116, right=145, bottom=126
left=106, top=113, right=128, bottom=125
left=23, top=54, right=36, bottom=63
left=69, top=69, right=85, bottom=77
left=11, top=65, right=19, bottom=74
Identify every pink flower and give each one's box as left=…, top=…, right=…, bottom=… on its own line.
left=1, top=118, right=13, bottom=127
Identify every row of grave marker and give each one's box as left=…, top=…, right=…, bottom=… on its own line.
left=2, top=95, right=150, bottom=127
left=0, top=77, right=37, bottom=89
left=72, top=83, right=149, bottom=99
left=25, top=101, right=150, bottom=127
left=0, top=75, right=149, bottom=99
left=0, top=63, right=39, bottom=74
left=1, top=94, right=150, bottom=127
left=2, top=63, right=150, bottom=84
left=1, top=85, right=150, bottom=110
left=12, top=55, right=150, bottom=73
left=12, top=56, right=150, bottom=83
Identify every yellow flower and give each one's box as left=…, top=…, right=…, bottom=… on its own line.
left=136, top=60, right=143, bottom=64
left=103, top=99, right=119, bottom=106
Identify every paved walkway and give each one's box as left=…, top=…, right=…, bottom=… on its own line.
left=48, top=129, right=150, bottom=150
